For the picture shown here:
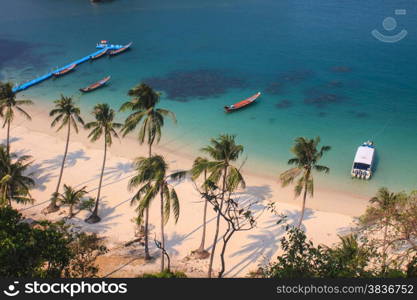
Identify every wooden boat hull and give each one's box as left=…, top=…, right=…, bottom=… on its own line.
left=91, top=49, right=108, bottom=60
left=80, top=76, right=111, bottom=93
left=53, top=64, right=76, bottom=77
left=108, top=42, right=132, bottom=56
left=224, top=92, right=261, bottom=112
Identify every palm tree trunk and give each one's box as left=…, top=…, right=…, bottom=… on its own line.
left=86, top=137, right=107, bottom=223
left=208, top=165, right=228, bottom=278
left=143, top=143, right=152, bottom=260
left=297, top=181, right=308, bottom=229
left=196, top=170, right=208, bottom=253
left=143, top=207, right=151, bottom=260
left=47, top=122, right=71, bottom=213
left=6, top=119, right=11, bottom=156
left=69, top=204, right=74, bottom=218
left=160, top=189, right=165, bottom=272
left=197, top=196, right=209, bottom=252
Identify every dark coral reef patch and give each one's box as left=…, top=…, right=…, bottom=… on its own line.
left=275, top=99, right=293, bottom=109
left=143, top=69, right=246, bottom=101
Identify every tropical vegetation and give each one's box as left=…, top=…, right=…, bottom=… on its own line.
left=279, top=137, right=331, bottom=228
left=120, top=83, right=176, bottom=260
left=0, top=145, right=34, bottom=207
left=0, top=81, right=33, bottom=155
left=85, top=103, right=122, bottom=223
left=128, top=155, right=184, bottom=272
left=45, top=95, right=84, bottom=213
left=2, top=80, right=416, bottom=279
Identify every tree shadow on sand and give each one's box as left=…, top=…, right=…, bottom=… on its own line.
left=75, top=161, right=134, bottom=191
left=224, top=208, right=315, bottom=277
left=26, top=162, right=56, bottom=191
left=41, top=150, right=90, bottom=172
left=0, top=136, right=21, bottom=146
left=67, top=199, right=122, bottom=235
left=232, top=185, right=273, bottom=213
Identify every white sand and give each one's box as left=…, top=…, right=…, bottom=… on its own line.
left=3, top=103, right=369, bottom=277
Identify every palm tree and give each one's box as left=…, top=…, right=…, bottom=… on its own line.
left=58, top=184, right=88, bottom=218
left=120, top=83, right=176, bottom=259
left=128, top=155, right=184, bottom=271
left=0, top=82, right=33, bottom=155
left=120, top=83, right=176, bottom=156
left=279, top=137, right=331, bottom=229
left=44, top=95, right=84, bottom=213
left=190, top=157, right=211, bottom=258
left=85, top=103, right=122, bottom=223
left=201, top=134, right=245, bottom=278
left=0, top=145, right=35, bottom=207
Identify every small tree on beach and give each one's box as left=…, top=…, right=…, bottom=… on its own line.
left=58, top=184, right=88, bottom=218
left=200, top=134, right=245, bottom=278
left=279, top=137, right=330, bottom=229
left=45, top=95, right=84, bottom=213
left=85, top=103, right=122, bottom=223
left=0, top=145, right=35, bottom=207
left=120, top=83, right=176, bottom=260
left=357, top=188, right=417, bottom=274
left=128, top=155, right=185, bottom=271
left=0, top=81, right=33, bottom=155
left=202, top=182, right=258, bottom=278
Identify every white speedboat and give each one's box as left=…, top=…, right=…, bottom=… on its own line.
left=351, top=141, right=375, bottom=180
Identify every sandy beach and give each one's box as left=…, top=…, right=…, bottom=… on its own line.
left=4, top=101, right=370, bottom=277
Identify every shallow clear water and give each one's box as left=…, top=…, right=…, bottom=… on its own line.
left=1, top=0, right=417, bottom=196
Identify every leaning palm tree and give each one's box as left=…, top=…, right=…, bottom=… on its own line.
left=189, top=156, right=212, bottom=258
left=120, top=83, right=176, bottom=259
left=279, top=137, right=331, bottom=229
left=128, top=155, right=184, bottom=271
left=0, top=82, right=33, bottom=155
left=44, top=95, right=84, bottom=213
left=85, top=103, right=122, bottom=223
left=58, top=184, right=88, bottom=218
left=201, top=134, right=245, bottom=278
left=0, top=145, right=35, bottom=207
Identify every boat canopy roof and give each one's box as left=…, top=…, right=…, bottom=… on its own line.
left=354, top=145, right=375, bottom=165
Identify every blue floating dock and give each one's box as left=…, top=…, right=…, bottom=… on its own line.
left=12, top=42, right=126, bottom=93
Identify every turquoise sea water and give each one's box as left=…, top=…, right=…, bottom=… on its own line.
left=1, top=0, right=417, bottom=196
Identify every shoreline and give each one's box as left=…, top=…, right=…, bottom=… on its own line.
left=2, top=99, right=369, bottom=277
left=14, top=98, right=370, bottom=217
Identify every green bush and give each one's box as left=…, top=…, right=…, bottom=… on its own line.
left=139, top=270, right=187, bottom=278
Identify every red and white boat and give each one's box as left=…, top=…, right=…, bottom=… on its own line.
left=224, top=92, right=261, bottom=113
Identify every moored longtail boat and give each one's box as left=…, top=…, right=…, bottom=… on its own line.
left=90, top=48, right=108, bottom=60
left=224, top=92, right=261, bottom=113
left=53, top=64, right=76, bottom=77
left=108, top=42, right=133, bottom=56
left=79, top=76, right=111, bottom=93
